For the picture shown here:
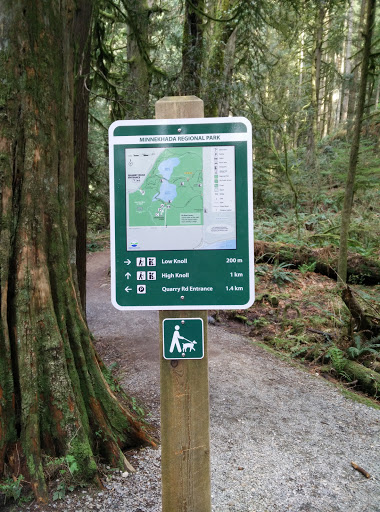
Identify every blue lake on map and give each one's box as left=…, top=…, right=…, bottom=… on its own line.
left=153, top=157, right=181, bottom=203
left=157, top=157, right=180, bottom=180
left=154, top=182, right=177, bottom=203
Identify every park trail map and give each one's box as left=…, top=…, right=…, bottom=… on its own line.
left=125, top=146, right=236, bottom=251
left=128, top=147, right=203, bottom=228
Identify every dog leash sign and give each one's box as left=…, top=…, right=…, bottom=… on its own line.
left=162, top=318, right=204, bottom=360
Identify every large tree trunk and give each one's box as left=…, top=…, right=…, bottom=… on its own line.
left=340, top=0, right=354, bottom=124
left=125, top=0, right=153, bottom=119
left=180, top=0, right=205, bottom=96
left=0, top=0, right=152, bottom=502
left=338, top=0, right=377, bottom=284
left=203, top=0, right=238, bottom=117
left=74, top=0, right=94, bottom=312
left=347, top=0, right=367, bottom=133
left=306, top=2, right=325, bottom=172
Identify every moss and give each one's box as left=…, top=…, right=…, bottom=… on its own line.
left=339, top=388, right=380, bottom=409
left=69, top=438, right=97, bottom=481
left=343, top=360, right=380, bottom=397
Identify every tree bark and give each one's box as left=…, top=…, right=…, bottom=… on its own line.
left=374, top=79, right=380, bottom=111
left=74, top=0, right=94, bottom=312
left=125, top=0, right=153, bottom=119
left=341, top=361, right=380, bottom=396
left=340, top=0, right=354, bottom=124
left=341, top=287, right=380, bottom=337
left=306, top=1, right=325, bottom=171
left=180, top=0, right=205, bottom=96
left=347, top=0, right=367, bottom=132
left=203, top=0, right=238, bottom=117
left=0, top=1, right=152, bottom=502
left=337, top=0, right=377, bottom=284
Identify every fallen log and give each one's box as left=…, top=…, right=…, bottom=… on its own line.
left=342, top=360, right=380, bottom=396
left=254, top=241, right=380, bottom=285
left=363, top=360, right=380, bottom=373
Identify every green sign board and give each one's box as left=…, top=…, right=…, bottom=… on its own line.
left=162, top=318, right=204, bottom=360
left=109, top=117, right=254, bottom=310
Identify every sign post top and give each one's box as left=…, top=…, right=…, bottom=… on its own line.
left=155, top=96, right=204, bottom=119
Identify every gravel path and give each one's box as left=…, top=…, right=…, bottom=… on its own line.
left=22, top=250, right=380, bottom=511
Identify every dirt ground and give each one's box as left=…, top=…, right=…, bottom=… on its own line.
left=84, top=250, right=380, bottom=511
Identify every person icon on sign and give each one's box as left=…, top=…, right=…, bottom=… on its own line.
left=169, top=325, right=185, bottom=353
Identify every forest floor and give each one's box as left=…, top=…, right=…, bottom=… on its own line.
left=5, top=248, right=380, bottom=511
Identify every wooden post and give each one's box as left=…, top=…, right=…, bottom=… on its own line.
left=156, top=96, right=212, bottom=512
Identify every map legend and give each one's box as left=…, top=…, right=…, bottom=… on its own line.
left=211, top=146, right=235, bottom=213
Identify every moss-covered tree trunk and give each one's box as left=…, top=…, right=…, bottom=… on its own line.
left=0, top=0, right=151, bottom=502
left=337, top=0, right=377, bottom=284
left=74, top=0, right=94, bottom=311
left=125, top=0, right=153, bottom=119
left=180, top=0, right=205, bottom=96
left=203, top=0, right=238, bottom=117
left=306, top=1, right=325, bottom=172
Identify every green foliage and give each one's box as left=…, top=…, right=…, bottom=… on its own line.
left=65, top=455, right=79, bottom=475
left=253, top=130, right=380, bottom=259
left=252, top=317, right=270, bottom=328
left=271, top=263, right=296, bottom=286
left=53, top=482, right=75, bottom=501
left=102, top=363, right=121, bottom=393
left=86, top=241, right=104, bottom=252
left=326, top=346, right=346, bottom=372
left=325, top=346, right=351, bottom=381
left=44, top=454, right=79, bottom=501
left=130, top=396, right=146, bottom=421
left=299, top=261, right=317, bottom=274
left=255, top=262, right=297, bottom=286
left=347, top=334, right=380, bottom=361
left=0, top=475, right=26, bottom=504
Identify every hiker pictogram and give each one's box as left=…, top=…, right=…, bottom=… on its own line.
left=169, top=325, right=197, bottom=354
left=163, top=318, right=204, bottom=360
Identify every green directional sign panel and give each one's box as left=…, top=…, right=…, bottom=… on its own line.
left=109, top=117, right=254, bottom=310
left=163, top=318, right=204, bottom=360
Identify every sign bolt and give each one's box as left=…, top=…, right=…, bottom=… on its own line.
left=180, top=296, right=185, bottom=300
left=181, top=320, right=185, bottom=324
left=177, top=128, right=182, bottom=133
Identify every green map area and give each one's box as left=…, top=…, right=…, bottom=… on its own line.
left=128, top=147, right=204, bottom=227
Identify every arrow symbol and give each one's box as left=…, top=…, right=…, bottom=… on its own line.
left=124, top=259, right=131, bottom=265
left=125, top=286, right=132, bottom=293
left=125, top=272, right=131, bottom=279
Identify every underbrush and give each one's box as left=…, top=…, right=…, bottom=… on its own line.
left=216, top=265, right=380, bottom=402
left=254, top=134, right=380, bottom=259
left=87, top=229, right=110, bottom=252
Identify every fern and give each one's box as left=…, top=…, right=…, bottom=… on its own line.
left=327, top=346, right=348, bottom=374
left=271, top=262, right=296, bottom=285
left=347, top=334, right=380, bottom=360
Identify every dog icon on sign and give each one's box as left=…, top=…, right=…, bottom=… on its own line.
left=169, top=325, right=197, bottom=357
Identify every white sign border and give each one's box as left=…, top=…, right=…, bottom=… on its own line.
left=109, top=117, right=254, bottom=311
